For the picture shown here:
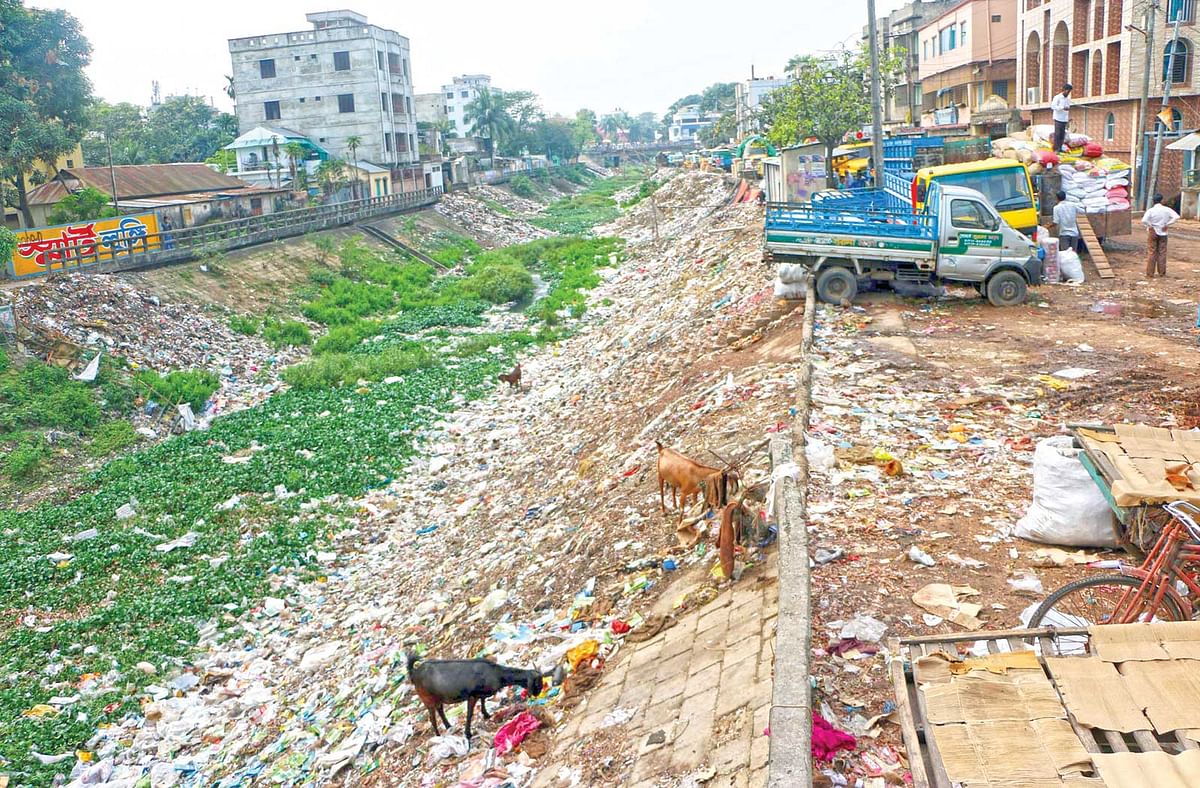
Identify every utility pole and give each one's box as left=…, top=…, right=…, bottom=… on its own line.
left=1148, top=17, right=1183, bottom=205
left=1135, top=2, right=1157, bottom=210
left=868, top=0, right=885, bottom=189
left=105, top=130, right=120, bottom=215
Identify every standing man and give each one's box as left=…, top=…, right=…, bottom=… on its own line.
left=1051, top=84, right=1073, bottom=153
left=1052, top=191, right=1085, bottom=254
left=1142, top=193, right=1180, bottom=278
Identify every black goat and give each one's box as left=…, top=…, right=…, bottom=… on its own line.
left=406, top=652, right=544, bottom=739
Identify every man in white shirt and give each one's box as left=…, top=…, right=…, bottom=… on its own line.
left=1141, top=193, right=1180, bottom=277
left=1052, top=190, right=1085, bottom=253
left=1051, top=84, right=1072, bottom=153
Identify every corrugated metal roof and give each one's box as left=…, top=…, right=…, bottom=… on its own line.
left=26, top=163, right=257, bottom=204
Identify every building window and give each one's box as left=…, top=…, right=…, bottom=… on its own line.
left=264, top=100, right=281, bottom=120
left=66, top=158, right=74, bottom=167
left=396, top=132, right=407, bottom=152
left=992, top=13, right=1002, bottom=22
left=333, top=50, right=351, bottom=71
left=385, top=133, right=392, bottom=152
left=403, top=58, right=409, bottom=78
left=260, top=59, right=276, bottom=78
left=460, top=90, right=469, bottom=98
left=299, top=97, right=305, bottom=103
left=446, top=92, right=454, bottom=99
left=1164, top=39, right=1191, bottom=84
left=382, top=92, right=388, bottom=111
left=338, top=93, right=355, bottom=113
left=1173, top=107, right=1184, bottom=132
left=924, top=41, right=929, bottom=59
left=314, top=95, right=321, bottom=101
left=1168, top=0, right=1195, bottom=23
left=310, top=53, right=317, bottom=60
left=409, top=133, right=415, bottom=154
left=992, top=80, right=1009, bottom=100
left=961, top=21, right=967, bottom=46
left=406, top=96, right=412, bottom=115
left=913, top=84, right=923, bottom=104
left=392, top=93, right=403, bottom=113
left=1104, top=112, right=1115, bottom=140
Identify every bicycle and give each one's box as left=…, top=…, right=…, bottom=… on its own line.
left=1028, top=501, right=1200, bottom=649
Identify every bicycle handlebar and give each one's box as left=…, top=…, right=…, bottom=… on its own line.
left=1165, top=501, right=1200, bottom=543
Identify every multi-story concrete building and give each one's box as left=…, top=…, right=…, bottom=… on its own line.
left=917, top=0, right=1018, bottom=134
left=440, top=75, right=500, bottom=136
left=668, top=105, right=720, bottom=143
left=1018, top=0, right=1200, bottom=203
left=734, top=76, right=790, bottom=138
left=865, top=0, right=960, bottom=130
left=227, top=10, right=418, bottom=174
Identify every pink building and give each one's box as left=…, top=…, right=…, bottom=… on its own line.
left=917, top=0, right=1018, bottom=133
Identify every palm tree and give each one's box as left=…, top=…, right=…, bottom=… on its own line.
left=600, top=114, right=621, bottom=143
left=345, top=135, right=363, bottom=200
left=284, top=141, right=307, bottom=190
left=224, top=75, right=236, bottom=100
left=465, top=88, right=515, bottom=162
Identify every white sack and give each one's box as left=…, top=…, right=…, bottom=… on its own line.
left=1015, top=436, right=1116, bottom=547
left=1058, top=249, right=1085, bottom=283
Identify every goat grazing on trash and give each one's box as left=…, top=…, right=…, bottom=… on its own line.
left=498, top=362, right=522, bottom=390
left=655, top=441, right=724, bottom=521
left=406, top=652, right=544, bottom=739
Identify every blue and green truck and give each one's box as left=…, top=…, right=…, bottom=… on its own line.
left=764, top=182, right=1042, bottom=307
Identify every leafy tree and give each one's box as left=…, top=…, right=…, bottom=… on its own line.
left=699, top=111, right=736, bottom=147
left=283, top=141, right=307, bottom=188
left=316, top=158, right=347, bottom=196
left=84, top=96, right=237, bottom=166
left=46, top=186, right=117, bottom=224
left=699, top=82, right=736, bottom=114
left=529, top=118, right=579, bottom=162
left=600, top=111, right=629, bottom=142
left=464, top=88, right=515, bottom=161
left=761, top=45, right=904, bottom=187
left=572, top=109, right=598, bottom=147
left=0, top=1, right=93, bottom=227
left=0, top=226, right=15, bottom=264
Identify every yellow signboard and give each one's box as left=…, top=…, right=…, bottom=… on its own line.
left=9, top=213, right=161, bottom=279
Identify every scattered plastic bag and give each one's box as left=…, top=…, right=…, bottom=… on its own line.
left=1007, top=573, right=1045, bottom=596
left=566, top=639, right=600, bottom=670
left=805, top=438, right=835, bottom=472
left=1015, top=436, right=1117, bottom=547
left=427, top=734, right=469, bottom=763
left=493, top=710, right=540, bottom=754
left=839, top=615, right=887, bottom=643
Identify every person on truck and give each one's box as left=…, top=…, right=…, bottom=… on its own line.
left=1051, top=84, right=1073, bottom=153
left=1142, top=193, right=1180, bottom=278
left=1052, top=191, right=1085, bottom=253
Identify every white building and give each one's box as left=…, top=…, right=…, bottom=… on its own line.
left=668, top=105, right=720, bottom=144
left=441, top=74, right=501, bottom=136
left=735, top=76, right=790, bottom=138
left=227, top=10, right=418, bottom=172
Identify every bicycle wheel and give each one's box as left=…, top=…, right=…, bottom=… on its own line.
left=1030, top=574, right=1185, bottom=629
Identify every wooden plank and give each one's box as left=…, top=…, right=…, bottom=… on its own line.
left=889, top=640, right=932, bottom=788
left=1102, top=729, right=1130, bottom=752
left=1079, top=218, right=1115, bottom=279
left=1131, top=729, right=1165, bottom=752
left=899, top=626, right=1089, bottom=646
left=912, top=670, right=955, bottom=788
left=1176, top=732, right=1199, bottom=751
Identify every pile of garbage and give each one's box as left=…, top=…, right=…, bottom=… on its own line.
left=474, top=183, right=547, bottom=214
left=11, top=273, right=299, bottom=415
left=992, top=125, right=1132, bottom=214
left=436, top=192, right=554, bottom=247
left=56, top=170, right=794, bottom=787
left=597, top=170, right=734, bottom=246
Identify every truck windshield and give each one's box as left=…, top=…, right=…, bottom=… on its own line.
left=931, top=168, right=1031, bottom=212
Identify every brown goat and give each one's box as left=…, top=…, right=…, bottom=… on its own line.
left=655, top=441, right=723, bottom=522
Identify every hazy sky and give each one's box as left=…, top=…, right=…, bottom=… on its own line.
left=33, top=0, right=897, bottom=118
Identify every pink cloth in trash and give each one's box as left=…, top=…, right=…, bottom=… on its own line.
left=493, top=710, right=540, bottom=754
left=811, top=712, right=856, bottom=761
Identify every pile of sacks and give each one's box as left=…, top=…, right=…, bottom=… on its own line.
left=992, top=125, right=1132, bottom=214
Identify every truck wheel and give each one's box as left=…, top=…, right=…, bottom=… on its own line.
left=985, top=271, right=1027, bottom=306
left=816, top=267, right=857, bottom=304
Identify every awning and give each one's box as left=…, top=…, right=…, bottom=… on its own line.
left=1167, top=132, right=1200, bottom=151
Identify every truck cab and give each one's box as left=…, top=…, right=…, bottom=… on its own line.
left=912, top=159, right=1038, bottom=238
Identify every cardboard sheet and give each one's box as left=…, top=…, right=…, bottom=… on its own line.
left=932, top=718, right=1096, bottom=787
left=923, top=669, right=1064, bottom=724
left=1092, top=750, right=1200, bottom=788
left=1082, top=424, right=1200, bottom=506
left=1116, top=659, right=1200, bottom=734
left=1044, top=657, right=1150, bottom=733
left=1090, top=622, right=1200, bottom=662
left=949, top=651, right=1042, bottom=675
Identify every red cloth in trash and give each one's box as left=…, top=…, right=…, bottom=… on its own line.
left=812, top=712, right=857, bottom=761
left=1033, top=149, right=1060, bottom=166
left=493, top=710, right=540, bottom=754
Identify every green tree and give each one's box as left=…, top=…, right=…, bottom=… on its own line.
left=572, top=109, right=598, bottom=148
left=83, top=101, right=147, bottom=165
left=663, top=93, right=702, bottom=127
left=465, top=88, right=515, bottom=161
left=699, top=111, right=736, bottom=147
left=600, top=111, right=629, bottom=142
left=46, top=186, right=117, bottom=224
left=699, top=82, right=737, bottom=114
left=761, top=45, right=904, bottom=187
left=0, top=226, right=16, bottom=264
left=86, top=96, right=237, bottom=166
left=0, top=1, right=93, bottom=227
left=345, top=135, right=362, bottom=199
left=316, top=158, right=346, bottom=196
